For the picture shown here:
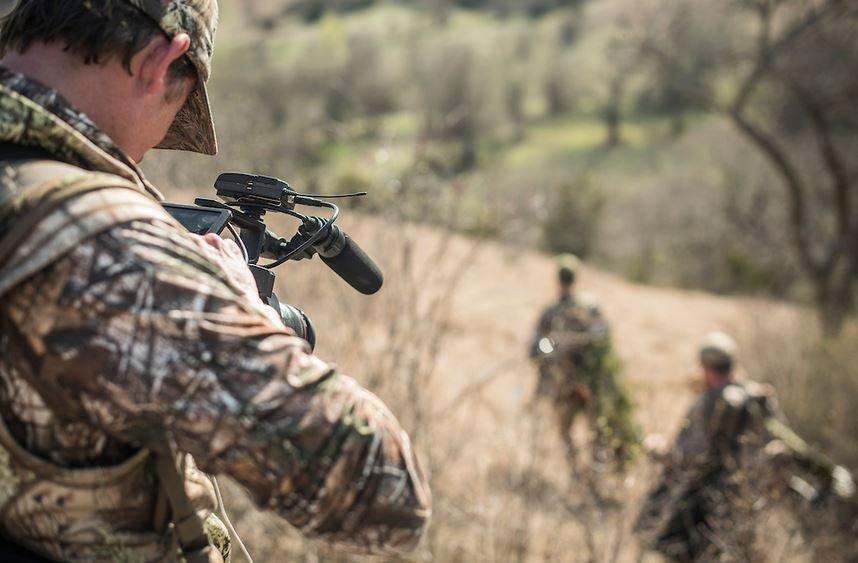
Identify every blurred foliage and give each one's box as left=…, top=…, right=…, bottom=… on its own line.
left=146, top=0, right=856, bottom=328
left=257, top=0, right=588, bottom=22
left=582, top=341, right=641, bottom=470
left=743, top=318, right=858, bottom=470
left=541, top=177, right=604, bottom=258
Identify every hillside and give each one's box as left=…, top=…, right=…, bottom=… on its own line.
left=187, top=208, right=824, bottom=562
left=270, top=211, right=804, bottom=434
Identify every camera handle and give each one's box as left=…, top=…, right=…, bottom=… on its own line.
left=193, top=198, right=316, bottom=349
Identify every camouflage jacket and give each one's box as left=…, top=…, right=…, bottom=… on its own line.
left=672, top=380, right=788, bottom=471
left=0, top=68, right=430, bottom=561
left=637, top=379, right=850, bottom=550
left=530, top=293, right=608, bottom=370
left=675, top=380, right=849, bottom=492
left=634, top=380, right=775, bottom=555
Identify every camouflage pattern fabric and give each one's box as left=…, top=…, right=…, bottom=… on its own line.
left=0, top=70, right=430, bottom=561
left=635, top=382, right=749, bottom=561
left=530, top=294, right=609, bottom=384
left=530, top=294, right=639, bottom=469
left=125, top=0, right=220, bottom=155
left=582, top=339, right=640, bottom=469
left=636, top=380, right=851, bottom=561
left=125, top=0, right=217, bottom=80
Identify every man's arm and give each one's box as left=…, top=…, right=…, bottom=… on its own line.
left=0, top=218, right=431, bottom=553
left=750, top=386, right=855, bottom=499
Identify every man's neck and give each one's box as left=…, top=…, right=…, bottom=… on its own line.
left=2, top=44, right=135, bottom=158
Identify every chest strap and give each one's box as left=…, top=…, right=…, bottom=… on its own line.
left=151, top=438, right=224, bottom=563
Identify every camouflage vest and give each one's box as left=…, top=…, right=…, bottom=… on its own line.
left=549, top=302, right=589, bottom=333
left=674, top=380, right=775, bottom=468
left=544, top=297, right=607, bottom=363
left=0, top=70, right=226, bottom=561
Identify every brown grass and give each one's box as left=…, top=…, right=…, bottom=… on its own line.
left=159, top=184, right=853, bottom=562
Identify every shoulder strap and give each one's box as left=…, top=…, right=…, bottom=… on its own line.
left=0, top=143, right=141, bottom=268
left=152, top=441, right=223, bottom=563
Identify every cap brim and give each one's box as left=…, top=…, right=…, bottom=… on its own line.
left=156, top=80, right=218, bottom=156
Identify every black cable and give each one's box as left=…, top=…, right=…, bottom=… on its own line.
left=225, top=222, right=248, bottom=263
left=263, top=200, right=339, bottom=269
left=281, top=209, right=309, bottom=222
left=297, top=191, right=367, bottom=199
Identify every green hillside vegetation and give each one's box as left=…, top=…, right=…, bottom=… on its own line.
left=147, top=0, right=854, bottom=325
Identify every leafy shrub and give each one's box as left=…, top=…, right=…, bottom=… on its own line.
left=541, top=178, right=605, bottom=258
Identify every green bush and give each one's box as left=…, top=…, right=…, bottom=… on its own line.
left=541, top=178, right=605, bottom=258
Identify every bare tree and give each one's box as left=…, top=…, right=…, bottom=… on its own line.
left=600, top=35, right=643, bottom=148
left=639, top=0, right=858, bottom=334
left=728, top=0, right=858, bottom=334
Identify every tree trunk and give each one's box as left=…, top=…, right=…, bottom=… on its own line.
left=603, top=73, right=625, bottom=147
left=817, top=285, right=845, bottom=337
left=671, top=112, right=686, bottom=137
left=816, top=259, right=856, bottom=337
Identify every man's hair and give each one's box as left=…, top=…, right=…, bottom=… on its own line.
left=559, top=267, right=575, bottom=287
left=0, top=0, right=195, bottom=82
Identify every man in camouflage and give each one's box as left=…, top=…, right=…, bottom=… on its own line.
left=529, top=255, right=639, bottom=471
left=636, top=332, right=855, bottom=562
left=0, top=1, right=430, bottom=561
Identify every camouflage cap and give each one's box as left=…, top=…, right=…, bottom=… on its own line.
left=127, top=0, right=219, bottom=155
left=699, top=331, right=738, bottom=369
left=0, top=1, right=18, bottom=18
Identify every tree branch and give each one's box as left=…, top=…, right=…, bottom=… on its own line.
left=732, top=0, right=842, bottom=116
left=728, top=0, right=853, bottom=281
left=779, top=74, right=852, bottom=269
left=729, top=108, right=822, bottom=277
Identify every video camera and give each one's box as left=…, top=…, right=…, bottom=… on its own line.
left=163, top=172, right=383, bottom=350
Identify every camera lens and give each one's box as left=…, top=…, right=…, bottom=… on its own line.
left=278, top=303, right=316, bottom=351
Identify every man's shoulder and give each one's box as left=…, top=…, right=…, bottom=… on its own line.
left=558, top=293, right=603, bottom=322
left=737, top=380, right=778, bottom=417
left=714, top=380, right=775, bottom=408
left=0, top=156, right=136, bottom=194
left=707, top=380, right=777, bottom=434
left=545, top=292, right=602, bottom=312
left=0, top=156, right=172, bottom=299
left=716, top=383, right=750, bottom=411
left=575, top=292, right=603, bottom=315
left=0, top=154, right=166, bottom=242
left=2, top=158, right=76, bottom=198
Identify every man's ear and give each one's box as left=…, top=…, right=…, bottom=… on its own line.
left=137, top=33, right=191, bottom=96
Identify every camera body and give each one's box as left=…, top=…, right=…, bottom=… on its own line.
left=164, top=172, right=383, bottom=350
left=243, top=254, right=316, bottom=349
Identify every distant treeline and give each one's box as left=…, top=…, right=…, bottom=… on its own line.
left=198, top=0, right=858, bottom=336
left=280, top=0, right=584, bottom=22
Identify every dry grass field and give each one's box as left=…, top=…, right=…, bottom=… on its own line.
left=149, top=203, right=852, bottom=563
